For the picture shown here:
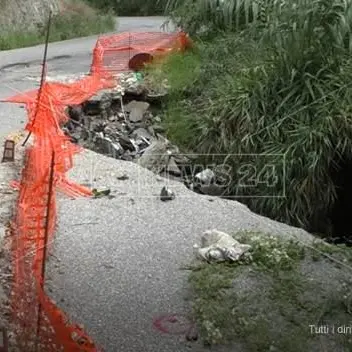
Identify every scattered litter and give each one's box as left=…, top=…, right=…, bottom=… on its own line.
left=92, top=188, right=111, bottom=198
left=160, top=186, right=175, bottom=202
left=116, top=174, right=129, bottom=181
left=194, top=169, right=215, bottom=185
left=193, top=229, right=252, bottom=262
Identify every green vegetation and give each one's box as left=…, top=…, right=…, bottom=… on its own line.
left=0, top=2, right=114, bottom=50
left=151, top=0, right=352, bottom=234
left=85, top=0, right=168, bottom=15
left=165, top=0, right=271, bottom=35
left=188, top=231, right=352, bottom=350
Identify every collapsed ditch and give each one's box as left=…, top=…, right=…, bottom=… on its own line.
left=63, top=76, right=352, bottom=247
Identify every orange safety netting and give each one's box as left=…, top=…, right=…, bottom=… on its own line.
left=2, top=30, right=191, bottom=351
left=90, top=31, right=192, bottom=75
left=3, top=74, right=116, bottom=351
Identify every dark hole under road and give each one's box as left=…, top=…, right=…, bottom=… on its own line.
left=326, top=157, right=352, bottom=246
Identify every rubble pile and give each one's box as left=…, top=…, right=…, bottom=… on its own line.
left=63, top=72, right=229, bottom=197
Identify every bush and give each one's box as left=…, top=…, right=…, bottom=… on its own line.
left=157, top=0, right=352, bottom=233
left=85, top=0, right=168, bottom=15
left=164, top=0, right=280, bottom=36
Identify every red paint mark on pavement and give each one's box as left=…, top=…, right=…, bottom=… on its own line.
left=153, top=314, right=193, bottom=335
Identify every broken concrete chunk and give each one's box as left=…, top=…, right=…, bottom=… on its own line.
left=104, top=126, right=114, bottom=136
left=67, top=105, right=83, bottom=122
left=111, top=142, right=123, bottom=158
left=125, top=101, right=150, bottom=123
left=137, top=140, right=174, bottom=174
left=160, top=186, right=175, bottom=201
left=92, top=122, right=106, bottom=133
left=129, top=111, right=145, bottom=123
left=132, top=128, right=153, bottom=141
left=118, top=135, right=136, bottom=152
left=121, top=151, right=134, bottom=161
left=147, top=126, right=155, bottom=136
left=83, top=89, right=117, bottom=116
left=110, top=90, right=122, bottom=100
left=166, top=157, right=181, bottom=176
left=88, top=90, right=111, bottom=103
left=117, top=112, right=125, bottom=120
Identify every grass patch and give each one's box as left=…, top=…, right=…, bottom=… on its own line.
left=0, top=1, right=115, bottom=50
left=189, top=231, right=352, bottom=351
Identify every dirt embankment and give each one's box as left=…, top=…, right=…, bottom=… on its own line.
left=0, top=0, right=60, bottom=31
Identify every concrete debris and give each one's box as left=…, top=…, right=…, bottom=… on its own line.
left=160, top=186, right=175, bottom=201
left=67, top=105, right=83, bottom=123
left=194, top=229, right=252, bottom=262
left=118, top=135, right=137, bottom=152
left=137, top=139, right=175, bottom=174
left=64, top=74, right=231, bottom=199
left=132, top=128, right=152, bottom=141
left=124, top=101, right=150, bottom=123
left=166, top=157, right=181, bottom=176
left=89, top=90, right=112, bottom=104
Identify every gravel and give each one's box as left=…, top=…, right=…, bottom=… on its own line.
left=46, top=148, right=316, bottom=352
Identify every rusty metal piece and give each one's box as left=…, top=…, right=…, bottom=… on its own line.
left=0, top=327, right=9, bottom=352
left=2, top=140, right=15, bottom=163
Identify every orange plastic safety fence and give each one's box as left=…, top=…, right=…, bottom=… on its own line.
left=5, top=74, right=115, bottom=351
left=3, top=31, right=192, bottom=351
left=90, top=31, right=192, bottom=75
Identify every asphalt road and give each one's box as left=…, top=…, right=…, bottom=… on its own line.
left=0, top=16, right=170, bottom=141
left=47, top=149, right=313, bottom=352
